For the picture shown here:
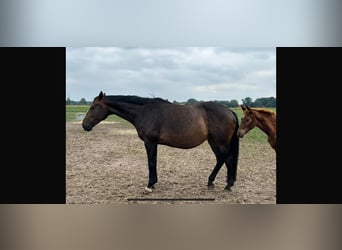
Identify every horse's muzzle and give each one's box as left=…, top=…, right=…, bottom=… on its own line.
left=237, top=130, right=244, bottom=138
left=82, top=123, right=93, bottom=131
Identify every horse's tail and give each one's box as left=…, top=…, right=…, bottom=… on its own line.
left=230, top=110, right=240, bottom=181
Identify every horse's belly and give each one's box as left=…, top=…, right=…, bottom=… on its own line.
left=159, top=136, right=206, bottom=149
left=159, top=126, right=208, bottom=149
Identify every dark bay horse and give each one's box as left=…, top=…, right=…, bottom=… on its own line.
left=237, top=105, right=276, bottom=151
left=82, top=91, right=240, bottom=192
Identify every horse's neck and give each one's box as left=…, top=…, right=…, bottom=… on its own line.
left=255, top=113, right=276, bottom=139
left=106, top=101, right=141, bottom=124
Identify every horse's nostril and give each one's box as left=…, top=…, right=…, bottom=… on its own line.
left=82, top=123, right=92, bottom=131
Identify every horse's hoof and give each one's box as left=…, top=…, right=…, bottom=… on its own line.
left=208, top=183, right=215, bottom=190
left=144, top=187, right=153, bottom=193
left=224, top=186, right=232, bottom=192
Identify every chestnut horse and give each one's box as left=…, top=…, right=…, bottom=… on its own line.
left=82, top=91, right=240, bottom=192
left=237, top=105, right=276, bottom=151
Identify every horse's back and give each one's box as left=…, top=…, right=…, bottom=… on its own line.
left=200, top=101, right=237, bottom=123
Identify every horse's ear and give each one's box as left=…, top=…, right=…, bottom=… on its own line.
left=99, top=91, right=104, bottom=100
left=240, top=105, right=247, bottom=111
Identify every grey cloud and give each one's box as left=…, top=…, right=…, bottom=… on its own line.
left=66, top=47, right=276, bottom=102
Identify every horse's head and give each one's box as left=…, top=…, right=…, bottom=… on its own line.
left=82, top=91, right=109, bottom=131
left=237, top=105, right=257, bottom=138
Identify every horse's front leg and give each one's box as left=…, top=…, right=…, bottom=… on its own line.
left=144, top=140, right=158, bottom=192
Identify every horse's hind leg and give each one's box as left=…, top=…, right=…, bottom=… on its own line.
left=207, top=142, right=226, bottom=189
left=208, top=156, right=224, bottom=189
left=224, top=132, right=239, bottom=191
left=224, top=156, right=235, bottom=191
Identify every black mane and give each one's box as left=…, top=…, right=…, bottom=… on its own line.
left=104, top=95, right=170, bottom=105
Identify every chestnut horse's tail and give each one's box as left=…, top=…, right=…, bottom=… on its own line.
left=230, top=110, right=240, bottom=181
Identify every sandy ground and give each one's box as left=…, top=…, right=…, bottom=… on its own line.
left=66, top=121, right=276, bottom=204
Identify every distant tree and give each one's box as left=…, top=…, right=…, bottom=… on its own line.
left=253, top=98, right=264, bottom=107
left=79, top=98, right=87, bottom=105
left=266, top=97, right=276, bottom=107
left=186, top=98, right=199, bottom=104
left=66, top=97, right=71, bottom=105
left=230, top=99, right=239, bottom=107
left=253, top=97, right=276, bottom=107
left=242, top=97, right=253, bottom=106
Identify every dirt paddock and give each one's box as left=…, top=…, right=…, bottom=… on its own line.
left=66, top=121, right=276, bottom=204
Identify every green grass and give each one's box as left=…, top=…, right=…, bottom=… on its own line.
left=66, top=105, right=276, bottom=143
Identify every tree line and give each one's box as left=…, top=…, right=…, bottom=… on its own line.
left=66, top=96, right=276, bottom=108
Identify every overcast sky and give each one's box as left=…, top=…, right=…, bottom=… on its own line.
left=66, top=47, right=276, bottom=103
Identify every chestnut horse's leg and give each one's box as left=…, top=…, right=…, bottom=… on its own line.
left=144, top=140, right=158, bottom=192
